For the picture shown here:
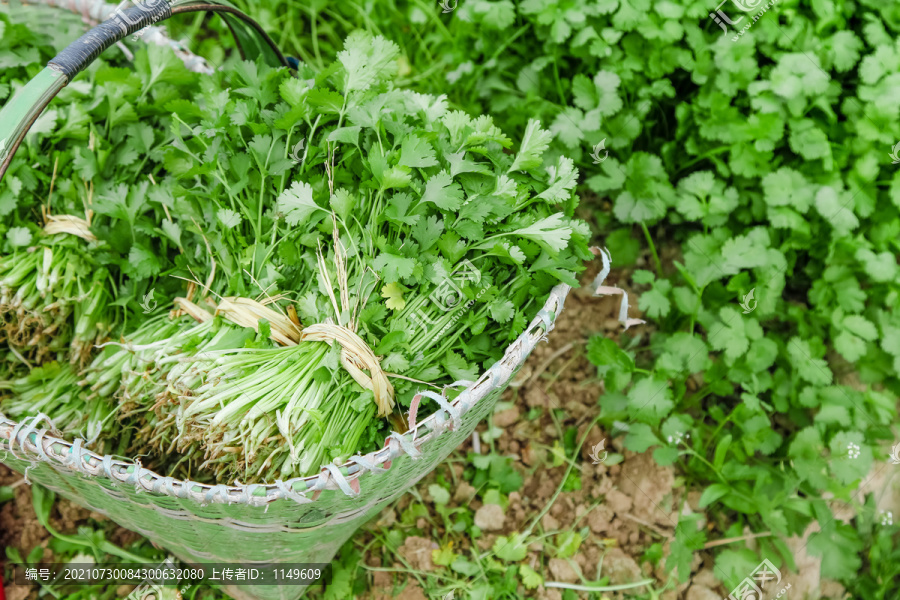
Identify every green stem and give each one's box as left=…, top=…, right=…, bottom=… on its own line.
left=641, top=222, right=663, bottom=277
left=545, top=579, right=655, bottom=592
left=522, top=412, right=602, bottom=538
left=677, top=146, right=730, bottom=173
left=36, top=511, right=151, bottom=564
left=702, top=411, right=735, bottom=454
left=552, top=59, right=566, bottom=105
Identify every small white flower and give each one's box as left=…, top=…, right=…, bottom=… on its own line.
left=847, top=442, right=861, bottom=459
left=667, top=431, right=688, bottom=446
left=880, top=510, right=893, bottom=526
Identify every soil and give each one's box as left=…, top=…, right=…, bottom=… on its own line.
left=353, top=263, right=849, bottom=599
left=354, top=266, right=702, bottom=599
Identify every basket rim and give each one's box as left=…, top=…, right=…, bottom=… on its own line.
left=0, top=284, right=570, bottom=506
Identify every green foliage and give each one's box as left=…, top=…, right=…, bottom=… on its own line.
left=239, top=0, right=900, bottom=589
left=468, top=452, right=523, bottom=494
left=1, top=9, right=591, bottom=482
left=5, top=0, right=900, bottom=596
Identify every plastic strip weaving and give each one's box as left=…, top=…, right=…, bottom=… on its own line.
left=0, top=284, right=569, bottom=600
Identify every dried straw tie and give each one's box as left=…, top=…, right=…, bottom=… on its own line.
left=42, top=215, right=97, bottom=242
left=300, top=323, right=395, bottom=418
left=173, top=296, right=395, bottom=417
left=216, top=297, right=302, bottom=347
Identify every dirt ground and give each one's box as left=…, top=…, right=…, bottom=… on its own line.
left=0, top=264, right=848, bottom=600
left=353, top=264, right=849, bottom=600
left=357, top=266, right=708, bottom=600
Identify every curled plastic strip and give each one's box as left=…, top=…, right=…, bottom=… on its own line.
left=8, top=418, right=30, bottom=460
left=100, top=454, right=119, bottom=479
left=10, top=414, right=54, bottom=460
left=323, top=463, right=357, bottom=497
left=240, top=484, right=265, bottom=505
left=274, top=479, right=314, bottom=505
left=415, top=391, right=462, bottom=432
left=32, top=429, right=52, bottom=462
left=591, top=246, right=646, bottom=330
left=445, top=380, right=475, bottom=390
left=153, top=476, right=175, bottom=495
left=407, top=394, right=422, bottom=440
left=174, top=480, right=193, bottom=500
left=309, top=470, right=329, bottom=493
left=592, top=246, right=612, bottom=288
left=386, top=432, right=422, bottom=460
left=352, top=454, right=388, bottom=474
left=535, top=309, right=555, bottom=332
left=67, top=438, right=88, bottom=473
left=124, top=462, right=143, bottom=487
left=203, top=484, right=230, bottom=505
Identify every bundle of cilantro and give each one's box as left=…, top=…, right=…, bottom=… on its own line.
left=0, top=229, right=118, bottom=367
left=0, top=8, right=211, bottom=372
left=0, top=10, right=232, bottom=458
left=27, top=32, right=590, bottom=485
left=0, top=26, right=588, bottom=485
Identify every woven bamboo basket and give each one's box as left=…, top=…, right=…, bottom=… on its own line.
left=0, top=285, right=569, bottom=600
left=0, top=4, right=574, bottom=598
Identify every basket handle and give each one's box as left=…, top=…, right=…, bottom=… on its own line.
left=0, top=0, right=290, bottom=180
left=49, top=1, right=174, bottom=79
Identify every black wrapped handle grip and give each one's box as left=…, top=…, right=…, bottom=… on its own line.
left=48, top=0, right=173, bottom=79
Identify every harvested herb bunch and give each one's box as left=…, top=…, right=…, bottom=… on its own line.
left=0, top=221, right=119, bottom=367
left=2, top=32, right=590, bottom=485
left=106, top=32, right=590, bottom=484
